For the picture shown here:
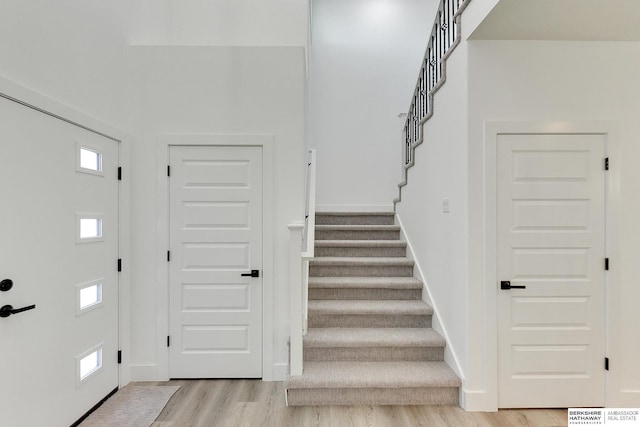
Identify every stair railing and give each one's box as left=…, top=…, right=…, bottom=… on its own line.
left=302, top=149, right=316, bottom=335
left=288, top=149, right=316, bottom=376
left=395, top=0, right=472, bottom=207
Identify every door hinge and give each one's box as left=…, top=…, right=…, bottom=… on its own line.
left=167, top=336, right=171, bottom=347
left=167, top=251, right=171, bottom=262
left=605, top=357, right=609, bottom=371
left=118, top=167, right=122, bottom=181
left=167, top=165, right=171, bottom=177
left=605, top=258, right=609, bottom=271
left=605, top=157, right=609, bottom=171
left=117, top=350, right=122, bottom=364
left=117, top=259, right=122, bottom=272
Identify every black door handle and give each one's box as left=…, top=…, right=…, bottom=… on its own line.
left=241, top=270, right=260, bottom=278
left=0, top=279, right=13, bottom=292
left=0, top=304, right=36, bottom=318
left=500, top=281, right=526, bottom=290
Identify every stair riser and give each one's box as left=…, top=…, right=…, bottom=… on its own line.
left=309, top=265, right=413, bottom=277
left=286, top=387, right=458, bottom=406
left=315, top=246, right=406, bottom=257
left=315, top=215, right=395, bottom=226
left=309, top=288, right=421, bottom=300
left=308, top=314, right=431, bottom=328
left=304, top=347, right=444, bottom=362
left=315, top=230, right=400, bottom=240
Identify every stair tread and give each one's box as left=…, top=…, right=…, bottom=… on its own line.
left=286, top=361, right=460, bottom=389
left=315, top=240, right=407, bottom=247
left=316, top=225, right=400, bottom=230
left=310, top=257, right=414, bottom=266
left=308, top=300, right=433, bottom=315
left=304, top=328, right=445, bottom=348
left=308, top=277, right=422, bottom=289
left=316, top=212, right=395, bottom=217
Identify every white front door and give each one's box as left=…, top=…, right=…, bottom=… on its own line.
left=497, top=133, right=606, bottom=408
left=169, top=145, right=263, bottom=378
left=0, top=97, right=120, bottom=426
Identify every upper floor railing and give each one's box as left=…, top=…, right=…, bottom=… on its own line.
left=398, top=0, right=472, bottom=197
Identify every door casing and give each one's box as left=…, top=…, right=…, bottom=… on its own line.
left=155, top=134, right=276, bottom=381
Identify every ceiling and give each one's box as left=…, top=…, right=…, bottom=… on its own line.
left=470, top=0, right=640, bottom=41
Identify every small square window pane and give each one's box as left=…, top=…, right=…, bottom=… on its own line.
left=79, top=349, right=102, bottom=380
left=80, top=218, right=102, bottom=239
left=80, top=148, right=101, bottom=171
left=79, top=283, right=102, bottom=310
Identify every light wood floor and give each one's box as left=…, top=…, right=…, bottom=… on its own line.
left=142, top=379, right=568, bottom=427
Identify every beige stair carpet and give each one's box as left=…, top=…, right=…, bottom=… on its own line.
left=286, top=212, right=461, bottom=406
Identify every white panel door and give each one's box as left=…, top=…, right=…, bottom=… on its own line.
left=0, top=97, right=119, bottom=426
left=169, top=145, right=263, bottom=378
left=497, top=134, right=606, bottom=408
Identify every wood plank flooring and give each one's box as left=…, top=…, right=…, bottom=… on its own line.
left=140, top=380, right=568, bottom=426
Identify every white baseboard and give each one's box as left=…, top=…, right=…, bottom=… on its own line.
left=395, top=213, right=465, bottom=383
left=130, top=364, right=160, bottom=382
left=461, top=388, right=497, bottom=412
left=272, top=363, right=289, bottom=381
left=316, top=204, right=394, bottom=213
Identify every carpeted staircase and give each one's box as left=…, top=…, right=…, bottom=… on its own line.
left=285, top=212, right=461, bottom=406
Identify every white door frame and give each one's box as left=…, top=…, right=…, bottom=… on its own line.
left=483, top=121, right=621, bottom=409
left=156, top=134, right=276, bottom=381
left=0, top=76, right=132, bottom=388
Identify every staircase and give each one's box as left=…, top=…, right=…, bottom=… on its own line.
left=285, top=212, right=461, bottom=406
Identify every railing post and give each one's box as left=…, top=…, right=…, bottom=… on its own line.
left=288, top=222, right=305, bottom=376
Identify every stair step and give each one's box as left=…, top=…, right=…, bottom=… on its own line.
left=315, top=240, right=407, bottom=257
left=308, top=300, right=432, bottom=328
left=315, top=225, right=400, bottom=241
left=305, top=328, right=445, bottom=348
left=309, top=257, right=413, bottom=277
left=315, top=212, right=395, bottom=226
left=304, top=328, right=445, bottom=362
left=285, top=361, right=460, bottom=406
left=308, top=277, right=422, bottom=300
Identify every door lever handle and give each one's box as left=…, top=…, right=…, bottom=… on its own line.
left=0, top=304, right=36, bottom=318
left=241, top=270, right=260, bottom=278
left=500, top=281, right=526, bottom=290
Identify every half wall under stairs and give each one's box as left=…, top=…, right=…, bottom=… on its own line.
left=285, top=212, right=461, bottom=406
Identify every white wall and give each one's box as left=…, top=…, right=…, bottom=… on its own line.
left=395, top=42, right=469, bottom=389
left=129, top=0, right=308, bottom=47
left=467, top=40, right=640, bottom=408
left=127, top=46, right=306, bottom=380
left=309, top=0, right=438, bottom=211
left=0, top=0, right=131, bottom=129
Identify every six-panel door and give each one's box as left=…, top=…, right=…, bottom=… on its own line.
left=169, top=145, right=263, bottom=378
left=497, top=133, right=606, bottom=408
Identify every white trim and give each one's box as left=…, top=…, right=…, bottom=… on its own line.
left=156, top=133, right=276, bottom=381
left=272, top=363, right=289, bottom=381
left=0, top=73, right=128, bottom=141
left=118, top=136, right=132, bottom=386
left=396, top=213, right=465, bottom=382
left=130, top=364, right=158, bottom=382
left=316, top=204, right=394, bottom=213
left=484, top=120, right=619, bottom=410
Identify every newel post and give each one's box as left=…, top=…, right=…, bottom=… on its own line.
left=288, top=222, right=305, bottom=376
